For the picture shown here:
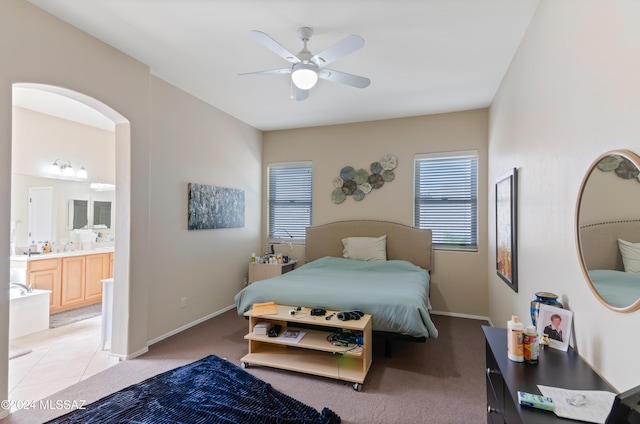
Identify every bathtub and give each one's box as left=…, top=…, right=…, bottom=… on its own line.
left=9, top=288, right=51, bottom=339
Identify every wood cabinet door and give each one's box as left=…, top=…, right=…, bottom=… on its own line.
left=61, top=256, right=86, bottom=307
left=30, top=268, right=61, bottom=309
left=85, top=253, right=108, bottom=302
left=28, top=258, right=61, bottom=310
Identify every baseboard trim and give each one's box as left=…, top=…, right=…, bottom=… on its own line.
left=146, top=304, right=236, bottom=347
left=431, top=310, right=490, bottom=322
left=111, top=346, right=149, bottom=361
left=124, top=306, right=488, bottom=359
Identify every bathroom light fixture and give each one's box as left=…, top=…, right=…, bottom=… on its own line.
left=49, top=160, right=62, bottom=175
left=49, top=159, right=88, bottom=179
left=62, top=163, right=75, bottom=176
left=76, top=166, right=88, bottom=179
left=291, top=63, right=318, bottom=90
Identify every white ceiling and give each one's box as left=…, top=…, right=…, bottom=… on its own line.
left=25, top=0, right=539, bottom=132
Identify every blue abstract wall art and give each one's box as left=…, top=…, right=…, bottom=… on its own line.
left=188, top=183, right=245, bottom=230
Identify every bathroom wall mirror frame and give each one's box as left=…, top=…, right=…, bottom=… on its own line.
left=575, top=149, right=640, bottom=313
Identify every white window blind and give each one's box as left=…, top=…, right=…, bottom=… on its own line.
left=414, top=151, right=478, bottom=250
left=268, top=162, right=312, bottom=242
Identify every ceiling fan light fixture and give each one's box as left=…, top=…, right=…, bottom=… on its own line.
left=291, top=63, right=318, bottom=90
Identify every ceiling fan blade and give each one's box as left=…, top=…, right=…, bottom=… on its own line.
left=238, top=69, right=291, bottom=77
left=294, top=88, right=309, bottom=101
left=312, top=34, right=365, bottom=67
left=250, top=31, right=301, bottom=64
left=318, top=69, right=370, bottom=88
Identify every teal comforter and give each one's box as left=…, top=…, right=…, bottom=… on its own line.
left=234, top=257, right=438, bottom=339
left=588, top=269, right=640, bottom=308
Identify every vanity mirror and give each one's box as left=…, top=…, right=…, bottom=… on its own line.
left=68, top=199, right=88, bottom=230
left=93, top=201, right=112, bottom=229
left=576, top=150, right=640, bottom=312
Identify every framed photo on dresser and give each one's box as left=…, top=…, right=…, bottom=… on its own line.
left=537, top=304, right=573, bottom=351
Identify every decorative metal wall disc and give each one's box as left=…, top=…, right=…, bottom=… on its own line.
left=354, top=168, right=369, bottom=184
left=341, top=180, right=357, bottom=195
left=332, top=154, right=397, bottom=202
left=382, top=170, right=395, bottom=182
left=370, top=162, right=382, bottom=174
left=368, top=173, right=384, bottom=189
left=340, top=166, right=356, bottom=181
left=331, top=188, right=346, bottom=204
left=352, top=189, right=365, bottom=201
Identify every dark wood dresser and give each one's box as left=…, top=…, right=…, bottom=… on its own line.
left=483, top=325, right=613, bottom=423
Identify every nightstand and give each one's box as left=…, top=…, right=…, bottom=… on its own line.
left=248, top=260, right=297, bottom=284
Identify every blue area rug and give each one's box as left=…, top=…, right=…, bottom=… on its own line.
left=45, top=355, right=340, bottom=424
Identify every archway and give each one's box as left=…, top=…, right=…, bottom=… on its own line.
left=9, top=82, right=131, bottom=359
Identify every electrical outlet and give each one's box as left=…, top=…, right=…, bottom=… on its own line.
left=180, top=297, right=187, bottom=308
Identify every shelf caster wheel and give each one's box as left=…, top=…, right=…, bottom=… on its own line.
left=241, top=362, right=249, bottom=369
left=353, top=383, right=362, bottom=392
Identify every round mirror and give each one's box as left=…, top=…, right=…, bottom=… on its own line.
left=576, top=150, right=640, bottom=312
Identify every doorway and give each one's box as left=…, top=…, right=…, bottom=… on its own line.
left=27, top=186, right=53, bottom=246
left=8, top=83, right=130, bottom=405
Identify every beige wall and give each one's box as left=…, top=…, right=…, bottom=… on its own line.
left=263, top=109, right=489, bottom=317
left=489, top=0, right=640, bottom=391
left=1, top=0, right=151, bottom=410
left=11, top=106, right=117, bottom=247
left=0, top=0, right=262, bottom=414
left=12, top=106, right=116, bottom=185
left=579, top=162, right=640, bottom=225
left=147, top=76, right=262, bottom=341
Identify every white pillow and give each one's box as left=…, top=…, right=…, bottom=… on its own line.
left=342, top=235, right=387, bottom=261
left=618, top=239, right=640, bottom=273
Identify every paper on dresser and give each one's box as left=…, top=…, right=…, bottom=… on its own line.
left=537, top=385, right=615, bottom=424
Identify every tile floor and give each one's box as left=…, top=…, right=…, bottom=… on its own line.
left=8, top=315, right=120, bottom=411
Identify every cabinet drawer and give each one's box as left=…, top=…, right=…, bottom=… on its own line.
left=486, top=343, right=506, bottom=424
left=29, top=258, right=59, bottom=272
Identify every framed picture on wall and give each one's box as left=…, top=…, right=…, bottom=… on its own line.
left=496, top=168, right=518, bottom=292
left=187, top=183, right=245, bottom=230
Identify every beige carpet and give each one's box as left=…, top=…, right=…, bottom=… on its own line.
left=2, top=310, right=488, bottom=424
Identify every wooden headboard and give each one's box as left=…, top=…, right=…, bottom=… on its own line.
left=578, top=219, right=640, bottom=270
left=306, top=220, right=433, bottom=271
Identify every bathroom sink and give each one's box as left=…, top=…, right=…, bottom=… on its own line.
left=93, top=246, right=114, bottom=252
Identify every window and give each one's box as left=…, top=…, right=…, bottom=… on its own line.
left=414, top=151, right=478, bottom=250
left=268, top=162, right=312, bottom=242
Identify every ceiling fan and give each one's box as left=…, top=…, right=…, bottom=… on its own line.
left=240, top=27, right=370, bottom=101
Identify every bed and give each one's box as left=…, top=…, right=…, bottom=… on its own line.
left=578, top=219, right=640, bottom=309
left=234, top=220, right=438, bottom=347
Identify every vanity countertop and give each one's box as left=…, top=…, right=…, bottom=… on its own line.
left=10, top=246, right=114, bottom=262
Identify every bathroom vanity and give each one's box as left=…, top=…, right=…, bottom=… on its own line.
left=10, top=248, right=114, bottom=314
